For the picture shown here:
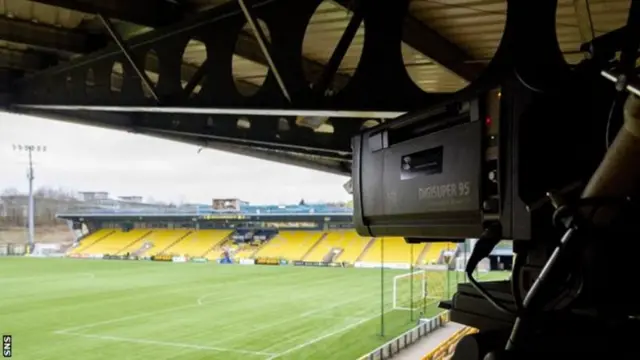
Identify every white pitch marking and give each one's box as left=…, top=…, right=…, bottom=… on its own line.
left=265, top=308, right=396, bottom=360
left=306, top=315, right=369, bottom=321
left=208, top=291, right=376, bottom=346
left=54, top=303, right=202, bottom=333
left=197, top=293, right=215, bottom=305
left=80, top=272, right=96, bottom=279
left=259, top=288, right=397, bottom=353
left=51, top=269, right=386, bottom=356
left=299, top=292, right=377, bottom=317
left=196, top=271, right=354, bottom=306
left=55, top=289, right=246, bottom=333
left=0, top=272, right=95, bottom=283
left=54, top=331, right=275, bottom=356
left=55, top=272, right=321, bottom=333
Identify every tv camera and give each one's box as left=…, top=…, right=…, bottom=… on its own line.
left=352, top=65, right=640, bottom=358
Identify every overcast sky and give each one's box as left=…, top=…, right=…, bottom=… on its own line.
left=0, top=112, right=350, bottom=205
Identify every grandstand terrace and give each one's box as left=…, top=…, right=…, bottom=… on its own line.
left=57, top=198, right=488, bottom=270
left=57, top=198, right=512, bottom=271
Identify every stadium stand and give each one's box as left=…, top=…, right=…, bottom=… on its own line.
left=81, top=229, right=151, bottom=255
left=167, top=230, right=232, bottom=258
left=68, top=229, right=114, bottom=254
left=232, top=243, right=261, bottom=259
left=422, top=327, right=478, bottom=360
left=339, top=233, right=374, bottom=263
left=304, top=230, right=371, bottom=263
left=255, top=231, right=325, bottom=261
left=422, top=242, right=458, bottom=264
left=62, top=202, right=495, bottom=270
left=117, top=231, right=152, bottom=254
left=137, top=229, right=191, bottom=257
left=67, top=227, right=463, bottom=267
left=359, top=237, right=427, bottom=264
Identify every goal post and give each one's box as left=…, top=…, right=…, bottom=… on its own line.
left=392, top=266, right=459, bottom=312
left=392, top=270, right=426, bottom=311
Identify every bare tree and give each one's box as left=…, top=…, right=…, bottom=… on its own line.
left=1, top=186, right=80, bottom=227
left=1, top=187, right=20, bottom=196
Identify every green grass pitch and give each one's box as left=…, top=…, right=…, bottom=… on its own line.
left=1, top=258, right=508, bottom=360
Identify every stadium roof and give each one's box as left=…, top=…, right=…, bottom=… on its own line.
left=2, top=0, right=632, bottom=174
left=57, top=201, right=353, bottom=218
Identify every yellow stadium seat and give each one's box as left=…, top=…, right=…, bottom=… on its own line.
left=166, top=229, right=232, bottom=258
left=80, top=229, right=151, bottom=255
left=423, top=242, right=457, bottom=264
left=304, top=231, right=371, bottom=263
left=359, top=237, right=427, bottom=264
left=233, top=244, right=261, bottom=259
left=421, top=327, right=477, bottom=360
left=255, top=231, right=324, bottom=261
left=136, top=229, right=192, bottom=257
left=166, top=229, right=232, bottom=257
left=68, top=229, right=114, bottom=254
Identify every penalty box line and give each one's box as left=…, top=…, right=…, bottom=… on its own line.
left=51, top=275, right=374, bottom=356
left=203, top=289, right=380, bottom=348
left=56, top=269, right=355, bottom=333
left=54, top=294, right=375, bottom=359
left=54, top=275, right=309, bottom=334
left=265, top=308, right=397, bottom=360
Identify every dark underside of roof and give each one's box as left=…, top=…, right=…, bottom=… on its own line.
left=0, top=0, right=631, bottom=174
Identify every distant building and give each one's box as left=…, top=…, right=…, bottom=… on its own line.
left=0, top=195, right=80, bottom=226
left=79, top=192, right=109, bottom=201
left=118, top=196, right=144, bottom=203
left=0, top=197, right=6, bottom=218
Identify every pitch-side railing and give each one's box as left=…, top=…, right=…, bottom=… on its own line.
left=356, top=312, right=450, bottom=360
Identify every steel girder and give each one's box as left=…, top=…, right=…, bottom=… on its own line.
left=31, top=0, right=186, bottom=27
left=12, top=0, right=452, bottom=170
left=11, top=0, right=569, bottom=175
left=0, top=16, right=107, bottom=55
left=11, top=0, right=571, bottom=177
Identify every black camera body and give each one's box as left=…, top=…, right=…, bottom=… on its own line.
left=352, top=90, right=501, bottom=241
left=350, top=70, right=624, bottom=357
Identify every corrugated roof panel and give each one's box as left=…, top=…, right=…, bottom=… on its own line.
left=232, top=55, right=268, bottom=86
left=182, top=39, right=207, bottom=67
left=302, top=0, right=364, bottom=76
left=408, top=0, right=506, bottom=61
left=6, top=0, right=633, bottom=100
left=0, top=0, right=91, bottom=28
left=0, top=39, right=28, bottom=51
left=556, top=0, right=630, bottom=63
left=402, top=43, right=468, bottom=93
left=409, top=0, right=629, bottom=66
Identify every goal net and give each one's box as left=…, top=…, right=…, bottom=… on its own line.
left=392, top=270, right=426, bottom=311
left=393, top=267, right=458, bottom=311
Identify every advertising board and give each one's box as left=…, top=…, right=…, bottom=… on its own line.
left=354, top=262, right=411, bottom=270
left=255, top=257, right=280, bottom=266
left=152, top=254, right=172, bottom=262
left=292, top=261, right=343, bottom=267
